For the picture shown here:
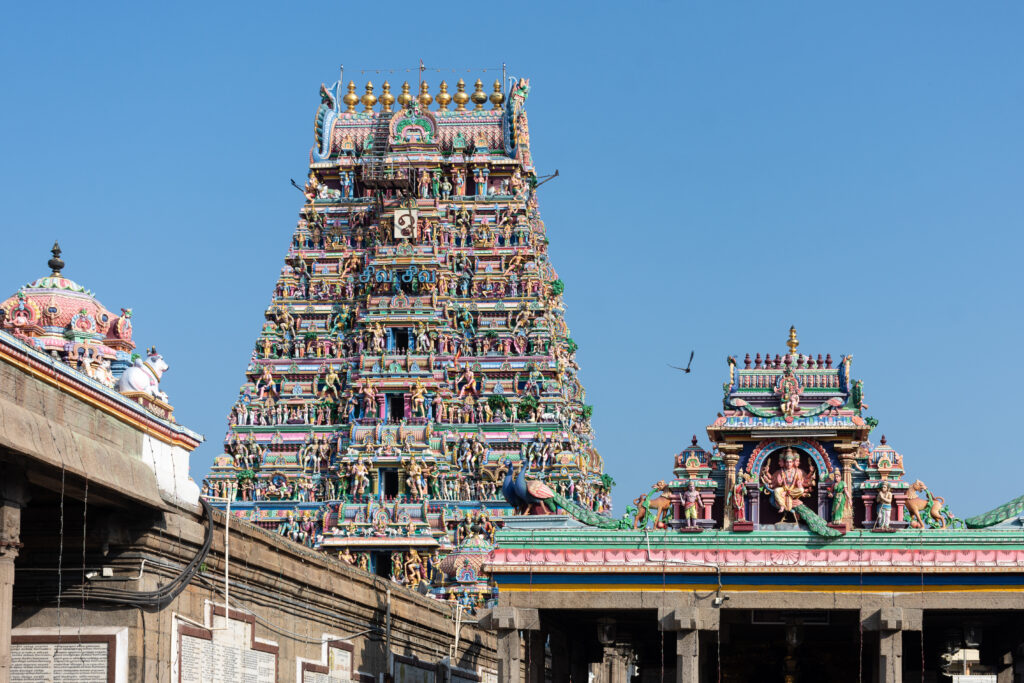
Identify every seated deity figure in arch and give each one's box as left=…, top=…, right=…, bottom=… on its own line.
left=760, top=447, right=816, bottom=522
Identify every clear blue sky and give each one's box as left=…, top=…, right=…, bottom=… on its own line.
left=2, top=2, right=1022, bottom=517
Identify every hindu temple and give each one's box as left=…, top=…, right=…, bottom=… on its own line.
left=0, top=69, right=1022, bottom=683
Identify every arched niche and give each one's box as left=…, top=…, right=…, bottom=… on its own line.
left=755, top=446, right=825, bottom=527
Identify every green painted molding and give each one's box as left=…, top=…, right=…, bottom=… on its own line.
left=493, top=527, right=1024, bottom=551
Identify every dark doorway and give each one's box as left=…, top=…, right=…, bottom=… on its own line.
left=719, top=611, right=860, bottom=682
left=393, top=328, right=409, bottom=353
left=389, top=394, right=405, bottom=421
left=381, top=468, right=398, bottom=498
left=373, top=551, right=392, bottom=579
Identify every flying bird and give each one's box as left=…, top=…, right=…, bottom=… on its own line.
left=668, top=350, right=695, bottom=374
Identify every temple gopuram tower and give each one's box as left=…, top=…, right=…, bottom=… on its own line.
left=203, top=73, right=607, bottom=600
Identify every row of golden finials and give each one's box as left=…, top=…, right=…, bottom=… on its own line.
left=339, top=78, right=505, bottom=114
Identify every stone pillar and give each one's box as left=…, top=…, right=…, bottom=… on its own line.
left=377, top=394, right=386, bottom=420
left=996, top=650, right=1014, bottom=683
left=676, top=630, right=699, bottom=683
left=862, top=607, right=922, bottom=683
left=658, top=607, right=718, bottom=683
left=599, top=644, right=631, bottom=683
left=879, top=628, right=903, bottom=683
left=836, top=443, right=858, bottom=527
left=719, top=444, right=742, bottom=528
left=497, top=627, right=522, bottom=683
left=0, top=470, right=29, bottom=683
left=484, top=607, right=540, bottom=683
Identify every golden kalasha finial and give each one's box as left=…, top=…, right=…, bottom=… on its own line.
left=471, top=79, right=487, bottom=110
left=417, top=81, right=433, bottom=107
left=380, top=81, right=395, bottom=113
left=343, top=81, right=359, bottom=113
left=397, top=81, right=413, bottom=108
left=490, top=79, right=505, bottom=109
left=361, top=82, right=377, bottom=112
left=786, top=326, right=799, bottom=356
left=436, top=81, right=451, bottom=110
left=453, top=78, right=469, bottom=111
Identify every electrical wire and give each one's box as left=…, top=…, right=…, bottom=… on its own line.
left=51, top=498, right=214, bottom=608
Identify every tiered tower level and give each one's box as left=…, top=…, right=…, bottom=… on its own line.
left=203, top=75, right=607, bottom=599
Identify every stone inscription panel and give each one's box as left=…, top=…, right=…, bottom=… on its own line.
left=11, top=640, right=109, bottom=683
left=179, top=634, right=274, bottom=683
left=301, top=642, right=355, bottom=683
left=177, top=614, right=276, bottom=683
left=394, top=659, right=435, bottom=683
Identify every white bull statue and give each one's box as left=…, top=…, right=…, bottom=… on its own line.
left=117, top=347, right=170, bottom=403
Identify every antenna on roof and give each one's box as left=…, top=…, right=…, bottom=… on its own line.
left=534, top=170, right=560, bottom=189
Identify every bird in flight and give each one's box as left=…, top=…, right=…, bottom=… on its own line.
left=668, top=351, right=695, bottom=374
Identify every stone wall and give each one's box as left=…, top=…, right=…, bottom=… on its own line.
left=13, top=501, right=499, bottom=681
left=1, top=344, right=499, bottom=682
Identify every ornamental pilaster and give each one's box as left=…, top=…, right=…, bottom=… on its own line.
left=717, top=443, right=744, bottom=528
left=835, top=443, right=859, bottom=527
left=0, top=469, right=28, bottom=683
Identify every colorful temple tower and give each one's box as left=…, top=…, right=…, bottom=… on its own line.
left=202, top=74, right=608, bottom=600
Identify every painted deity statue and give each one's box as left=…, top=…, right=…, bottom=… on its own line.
left=729, top=473, right=750, bottom=522
left=876, top=482, right=894, bottom=529
left=681, top=482, right=700, bottom=528
left=404, top=456, right=425, bottom=500
left=760, top=448, right=815, bottom=521
left=360, top=379, right=377, bottom=416
left=775, top=367, right=802, bottom=418
left=829, top=470, right=848, bottom=525
left=349, top=457, right=370, bottom=498
left=410, top=380, right=427, bottom=418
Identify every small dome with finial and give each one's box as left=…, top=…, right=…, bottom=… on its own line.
left=380, top=81, right=395, bottom=113
left=471, top=79, right=487, bottom=110
left=453, top=78, right=469, bottom=111
left=397, top=81, right=413, bottom=108
left=435, top=81, right=451, bottom=110
left=674, top=436, right=711, bottom=474
left=361, top=82, right=377, bottom=112
left=417, top=81, right=433, bottom=107
left=342, top=81, right=359, bottom=113
left=490, top=79, right=505, bottom=109
left=1, top=243, right=136, bottom=381
left=868, top=435, right=903, bottom=473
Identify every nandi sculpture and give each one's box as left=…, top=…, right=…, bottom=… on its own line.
left=117, top=347, right=170, bottom=403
